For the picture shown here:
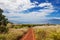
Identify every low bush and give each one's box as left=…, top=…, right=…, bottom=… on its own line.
left=0, top=26, right=8, bottom=33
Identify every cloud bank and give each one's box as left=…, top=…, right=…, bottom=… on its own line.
left=0, top=0, right=55, bottom=24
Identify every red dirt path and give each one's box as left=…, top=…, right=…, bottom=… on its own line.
left=20, top=28, right=36, bottom=40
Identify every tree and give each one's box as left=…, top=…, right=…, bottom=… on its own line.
left=0, top=8, right=8, bottom=26
left=0, top=8, right=9, bottom=33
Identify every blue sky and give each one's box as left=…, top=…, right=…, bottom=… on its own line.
left=0, top=0, right=60, bottom=24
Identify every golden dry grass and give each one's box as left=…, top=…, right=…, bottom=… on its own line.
left=0, top=25, right=60, bottom=40
left=33, top=25, right=60, bottom=40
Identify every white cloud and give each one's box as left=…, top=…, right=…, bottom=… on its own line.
left=0, top=0, right=35, bottom=11
left=0, top=0, right=55, bottom=23
left=3, top=8, right=55, bottom=22
left=39, top=3, right=53, bottom=9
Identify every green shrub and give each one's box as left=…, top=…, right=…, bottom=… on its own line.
left=0, top=26, right=8, bottom=33
left=13, top=26, right=22, bottom=29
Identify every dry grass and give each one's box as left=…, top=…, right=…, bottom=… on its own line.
left=0, top=28, right=28, bottom=40
left=0, top=25, right=60, bottom=40
left=33, top=25, right=60, bottom=40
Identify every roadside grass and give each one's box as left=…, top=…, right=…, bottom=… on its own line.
left=0, top=28, right=28, bottom=40
left=34, top=26, right=60, bottom=40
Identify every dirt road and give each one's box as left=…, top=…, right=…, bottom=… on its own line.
left=20, top=28, right=36, bottom=40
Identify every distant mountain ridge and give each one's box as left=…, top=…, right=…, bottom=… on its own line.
left=48, top=19, right=60, bottom=24
left=9, top=19, right=60, bottom=24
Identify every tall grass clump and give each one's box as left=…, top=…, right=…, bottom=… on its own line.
left=0, top=34, right=6, bottom=40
